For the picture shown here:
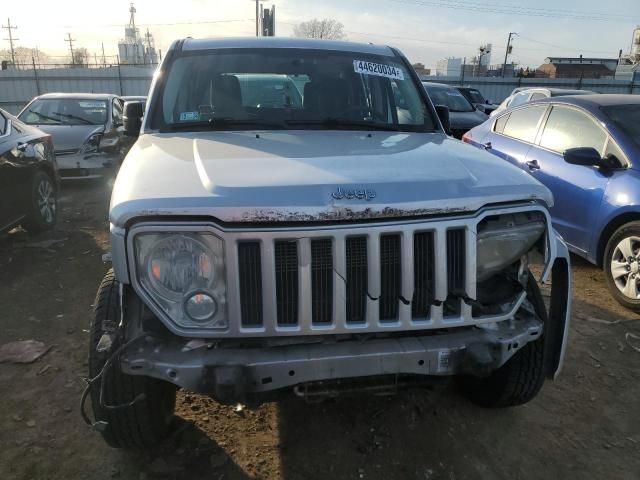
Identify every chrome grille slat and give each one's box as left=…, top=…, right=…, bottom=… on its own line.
left=298, top=238, right=312, bottom=328
left=398, top=232, right=414, bottom=326
left=260, top=240, right=278, bottom=334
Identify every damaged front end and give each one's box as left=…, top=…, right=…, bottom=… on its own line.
left=98, top=202, right=572, bottom=404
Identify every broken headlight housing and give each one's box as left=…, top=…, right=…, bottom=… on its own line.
left=134, top=233, right=227, bottom=329
left=476, top=212, right=545, bottom=282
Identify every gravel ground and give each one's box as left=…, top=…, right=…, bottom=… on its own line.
left=0, top=181, right=639, bottom=480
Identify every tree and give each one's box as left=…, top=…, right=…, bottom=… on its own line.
left=293, top=18, right=346, bottom=40
left=72, top=47, right=89, bottom=66
left=0, top=47, right=50, bottom=67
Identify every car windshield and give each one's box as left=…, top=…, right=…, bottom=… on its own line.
left=19, top=98, right=108, bottom=125
left=153, top=48, right=433, bottom=132
left=602, top=104, right=640, bottom=147
left=464, top=89, right=485, bottom=104
left=423, top=84, right=475, bottom=112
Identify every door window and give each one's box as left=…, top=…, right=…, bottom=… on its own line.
left=112, top=99, right=123, bottom=125
left=0, top=112, right=6, bottom=135
left=539, top=106, right=607, bottom=154
left=501, top=105, right=547, bottom=143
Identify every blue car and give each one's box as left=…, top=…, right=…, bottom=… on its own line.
left=464, top=94, right=640, bottom=312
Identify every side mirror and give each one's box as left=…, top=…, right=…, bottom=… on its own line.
left=563, top=147, right=603, bottom=167
left=434, top=105, right=451, bottom=135
left=123, top=101, right=144, bottom=137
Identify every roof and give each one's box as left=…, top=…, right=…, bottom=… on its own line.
left=181, top=37, right=395, bottom=56
left=37, top=93, right=117, bottom=100
left=531, top=94, right=640, bottom=107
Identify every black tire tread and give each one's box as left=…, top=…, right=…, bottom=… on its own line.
left=461, top=274, right=548, bottom=408
left=89, top=269, right=176, bottom=448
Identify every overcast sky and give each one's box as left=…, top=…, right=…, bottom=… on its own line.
left=3, top=0, right=638, bottom=68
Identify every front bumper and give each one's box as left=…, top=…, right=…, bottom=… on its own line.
left=121, top=305, right=542, bottom=401
left=56, top=151, right=120, bottom=179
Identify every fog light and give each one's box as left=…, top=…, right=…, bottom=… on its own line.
left=184, top=292, right=217, bottom=322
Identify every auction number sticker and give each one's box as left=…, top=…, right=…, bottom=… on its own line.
left=354, top=60, right=404, bottom=80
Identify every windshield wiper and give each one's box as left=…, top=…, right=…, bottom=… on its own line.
left=165, top=117, right=287, bottom=131
left=285, top=118, right=403, bottom=131
left=51, top=112, right=93, bottom=125
left=26, top=110, right=62, bottom=124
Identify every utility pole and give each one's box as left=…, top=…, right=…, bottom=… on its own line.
left=502, top=32, right=517, bottom=78
left=2, top=18, right=18, bottom=66
left=252, top=0, right=260, bottom=36
left=65, top=33, right=76, bottom=65
left=101, top=42, right=106, bottom=66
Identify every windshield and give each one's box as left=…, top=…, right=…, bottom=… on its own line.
left=602, top=104, right=640, bottom=147
left=422, top=84, right=475, bottom=112
left=152, top=48, right=433, bottom=132
left=464, top=89, right=485, bottom=104
left=19, top=98, right=108, bottom=125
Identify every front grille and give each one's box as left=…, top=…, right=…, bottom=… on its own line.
left=275, top=241, right=298, bottom=325
left=311, top=239, right=333, bottom=324
left=235, top=226, right=472, bottom=331
left=238, top=242, right=262, bottom=326
left=346, top=237, right=368, bottom=323
left=379, top=234, right=401, bottom=321
left=445, top=229, right=466, bottom=316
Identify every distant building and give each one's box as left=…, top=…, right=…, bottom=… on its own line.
left=436, top=57, right=462, bottom=77
left=118, top=4, right=159, bottom=65
left=412, top=63, right=431, bottom=76
left=616, top=25, right=640, bottom=80
left=536, top=56, right=617, bottom=79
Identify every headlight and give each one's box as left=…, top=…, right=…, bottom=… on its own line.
left=81, top=133, right=102, bottom=153
left=476, top=213, right=545, bottom=282
left=135, top=233, right=227, bottom=329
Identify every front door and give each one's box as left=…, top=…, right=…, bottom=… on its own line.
left=524, top=105, right=610, bottom=253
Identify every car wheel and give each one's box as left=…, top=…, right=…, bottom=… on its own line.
left=604, top=222, right=640, bottom=312
left=23, top=171, right=57, bottom=233
left=459, top=273, right=548, bottom=408
left=89, top=269, right=177, bottom=448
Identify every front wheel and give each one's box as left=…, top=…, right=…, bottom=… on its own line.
left=459, top=274, right=548, bottom=408
left=604, top=222, right=640, bottom=312
left=89, top=269, right=177, bottom=448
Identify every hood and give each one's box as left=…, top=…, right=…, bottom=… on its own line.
left=110, top=130, right=552, bottom=226
left=32, top=124, right=104, bottom=151
left=449, top=110, right=489, bottom=130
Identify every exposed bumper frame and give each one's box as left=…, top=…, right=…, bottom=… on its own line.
left=121, top=304, right=543, bottom=399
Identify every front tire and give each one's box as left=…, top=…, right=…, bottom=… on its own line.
left=604, top=222, right=640, bottom=312
left=460, top=274, right=548, bottom=408
left=89, top=269, right=177, bottom=448
left=23, top=171, right=57, bottom=233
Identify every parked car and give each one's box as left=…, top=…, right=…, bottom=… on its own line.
left=84, top=37, right=571, bottom=449
left=490, top=87, right=595, bottom=117
left=0, top=107, right=58, bottom=233
left=464, top=94, right=640, bottom=311
left=456, top=86, right=499, bottom=114
left=18, top=93, right=134, bottom=180
left=422, top=82, right=488, bottom=138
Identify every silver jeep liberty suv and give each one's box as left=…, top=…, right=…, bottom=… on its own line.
left=84, top=37, right=572, bottom=449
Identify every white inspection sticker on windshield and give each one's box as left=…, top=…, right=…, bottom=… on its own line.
left=354, top=60, right=404, bottom=80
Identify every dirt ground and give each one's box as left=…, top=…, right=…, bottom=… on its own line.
left=0, top=181, right=639, bottom=480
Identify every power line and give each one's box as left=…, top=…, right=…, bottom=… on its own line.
left=61, top=18, right=253, bottom=28
left=64, top=33, right=76, bottom=64
left=387, top=0, right=633, bottom=22
left=2, top=17, right=18, bottom=65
